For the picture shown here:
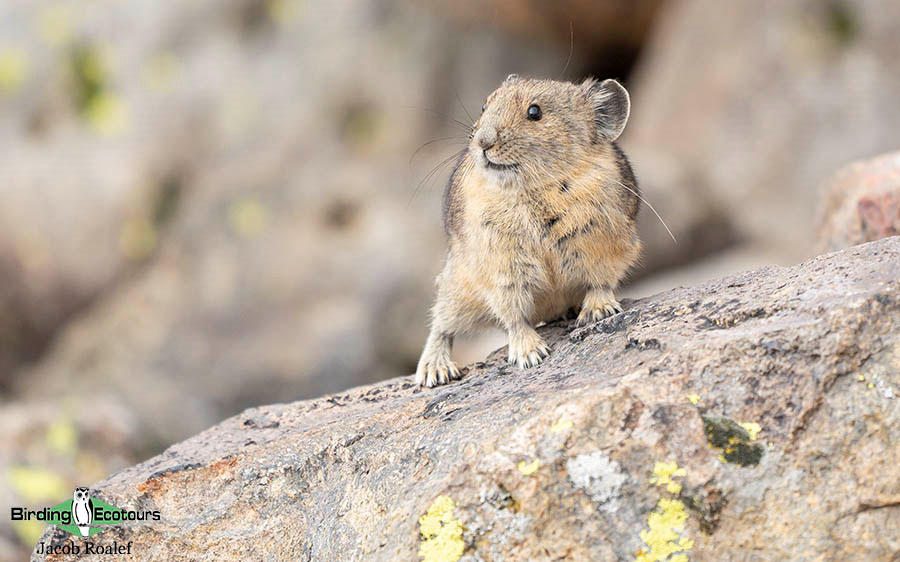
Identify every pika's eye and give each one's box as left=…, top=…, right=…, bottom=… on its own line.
left=481, top=103, right=486, bottom=113
left=526, top=104, right=542, bottom=121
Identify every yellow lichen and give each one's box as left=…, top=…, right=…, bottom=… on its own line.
left=550, top=416, right=574, bottom=433
left=418, top=495, right=464, bottom=562
left=649, top=461, right=686, bottom=495
left=638, top=461, right=693, bottom=560
left=635, top=498, right=693, bottom=562
left=685, top=394, right=700, bottom=405
left=517, top=458, right=540, bottom=475
left=738, top=422, right=761, bottom=441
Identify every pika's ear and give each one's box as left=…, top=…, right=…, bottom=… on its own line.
left=505, top=73, right=521, bottom=84
left=584, top=78, right=630, bottom=142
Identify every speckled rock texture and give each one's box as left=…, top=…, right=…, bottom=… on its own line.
left=32, top=237, right=900, bottom=561
left=818, top=151, right=900, bottom=253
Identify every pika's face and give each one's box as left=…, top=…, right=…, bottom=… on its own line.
left=471, top=75, right=630, bottom=185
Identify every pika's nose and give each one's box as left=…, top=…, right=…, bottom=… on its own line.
left=475, top=126, right=498, bottom=150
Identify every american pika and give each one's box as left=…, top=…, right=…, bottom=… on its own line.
left=415, top=74, right=641, bottom=387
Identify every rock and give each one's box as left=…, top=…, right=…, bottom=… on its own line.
left=625, top=0, right=900, bottom=262
left=31, top=236, right=900, bottom=561
left=622, top=146, right=739, bottom=278
left=432, top=0, right=665, bottom=78
left=817, top=151, right=900, bottom=252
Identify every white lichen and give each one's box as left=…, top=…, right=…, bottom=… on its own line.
left=566, top=451, right=627, bottom=511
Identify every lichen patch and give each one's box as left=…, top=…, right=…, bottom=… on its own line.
left=702, top=415, right=763, bottom=467
left=636, top=461, right=693, bottom=561
left=737, top=422, right=761, bottom=442
left=566, top=451, right=627, bottom=511
left=550, top=416, right=574, bottom=433
left=649, top=461, right=686, bottom=495
left=517, top=458, right=540, bottom=475
left=635, top=498, right=694, bottom=562
left=418, top=495, right=464, bottom=562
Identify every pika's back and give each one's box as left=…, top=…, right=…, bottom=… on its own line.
left=443, top=75, right=639, bottom=235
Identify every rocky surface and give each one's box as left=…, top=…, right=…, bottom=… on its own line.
left=818, top=150, right=900, bottom=252
left=31, top=236, right=900, bottom=561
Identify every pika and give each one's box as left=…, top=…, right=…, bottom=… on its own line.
left=415, top=74, right=641, bottom=387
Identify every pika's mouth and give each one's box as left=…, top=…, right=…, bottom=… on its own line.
left=483, top=152, right=519, bottom=172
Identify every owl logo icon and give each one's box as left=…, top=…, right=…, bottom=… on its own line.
left=71, top=487, right=94, bottom=537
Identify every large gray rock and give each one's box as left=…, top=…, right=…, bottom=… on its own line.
left=31, top=236, right=900, bottom=561
left=625, top=0, right=900, bottom=263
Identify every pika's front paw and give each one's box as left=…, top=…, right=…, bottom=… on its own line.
left=508, top=329, right=550, bottom=369
left=415, top=353, right=461, bottom=388
left=576, top=286, right=623, bottom=327
left=575, top=300, right=622, bottom=327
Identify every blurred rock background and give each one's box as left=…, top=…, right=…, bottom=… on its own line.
left=1, top=0, right=899, bottom=558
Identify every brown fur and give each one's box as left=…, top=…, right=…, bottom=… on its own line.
left=416, top=76, right=641, bottom=387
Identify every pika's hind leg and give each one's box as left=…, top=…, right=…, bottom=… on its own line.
left=575, top=284, right=622, bottom=327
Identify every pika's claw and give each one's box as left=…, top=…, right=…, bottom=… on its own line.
left=575, top=302, right=622, bottom=327
left=508, top=329, right=550, bottom=369
left=576, top=288, right=623, bottom=327
left=415, top=354, right=461, bottom=388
